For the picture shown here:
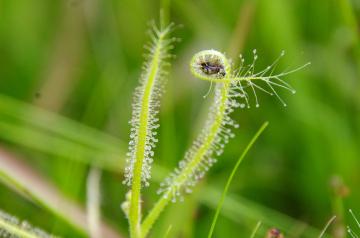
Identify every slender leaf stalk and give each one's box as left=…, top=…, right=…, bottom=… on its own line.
left=141, top=83, right=231, bottom=237
left=207, top=122, right=268, bottom=238
left=249, top=221, right=262, bottom=238
left=0, top=218, right=39, bottom=238
left=129, top=35, right=162, bottom=238
left=126, top=24, right=174, bottom=238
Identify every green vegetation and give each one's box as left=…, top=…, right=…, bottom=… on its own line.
left=0, top=0, right=359, bottom=237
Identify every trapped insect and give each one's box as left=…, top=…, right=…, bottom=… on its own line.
left=200, top=61, right=226, bottom=77
left=191, top=50, right=228, bottom=80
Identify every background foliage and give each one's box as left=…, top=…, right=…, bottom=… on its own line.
left=0, top=0, right=359, bottom=237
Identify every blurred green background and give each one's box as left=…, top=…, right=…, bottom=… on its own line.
left=0, top=0, right=359, bottom=237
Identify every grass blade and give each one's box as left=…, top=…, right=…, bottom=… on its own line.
left=207, top=122, right=269, bottom=238
left=250, top=221, right=262, bottom=238
left=318, top=216, right=336, bottom=238
left=0, top=148, right=122, bottom=238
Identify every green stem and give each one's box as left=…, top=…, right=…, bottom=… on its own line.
left=129, top=33, right=164, bottom=238
left=249, top=221, right=262, bottom=238
left=141, top=81, right=231, bottom=237
left=0, top=159, right=87, bottom=237
left=207, top=122, right=268, bottom=238
left=0, top=218, right=39, bottom=238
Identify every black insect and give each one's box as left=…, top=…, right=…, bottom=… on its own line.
left=200, top=62, right=226, bottom=77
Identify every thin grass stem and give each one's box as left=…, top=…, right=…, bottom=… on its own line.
left=207, top=122, right=268, bottom=238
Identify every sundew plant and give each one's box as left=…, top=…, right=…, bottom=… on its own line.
left=122, top=22, right=309, bottom=238
left=1, top=1, right=360, bottom=238
left=0, top=210, right=56, bottom=238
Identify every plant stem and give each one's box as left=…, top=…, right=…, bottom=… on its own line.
left=129, top=33, right=164, bottom=238
left=249, top=221, right=262, bottom=238
left=207, top=122, right=268, bottom=238
left=86, top=168, right=102, bottom=238
left=0, top=218, right=39, bottom=238
left=141, top=81, right=231, bottom=237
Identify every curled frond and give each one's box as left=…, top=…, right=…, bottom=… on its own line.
left=157, top=50, right=309, bottom=201
left=0, top=210, right=57, bottom=238
left=123, top=22, right=176, bottom=187
left=157, top=50, right=236, bottom=202
left=141, top=49, right=308, bottom=237
left=190, top=50, right=230, bottom=81
left=191, top=49, right=310, bottom=107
